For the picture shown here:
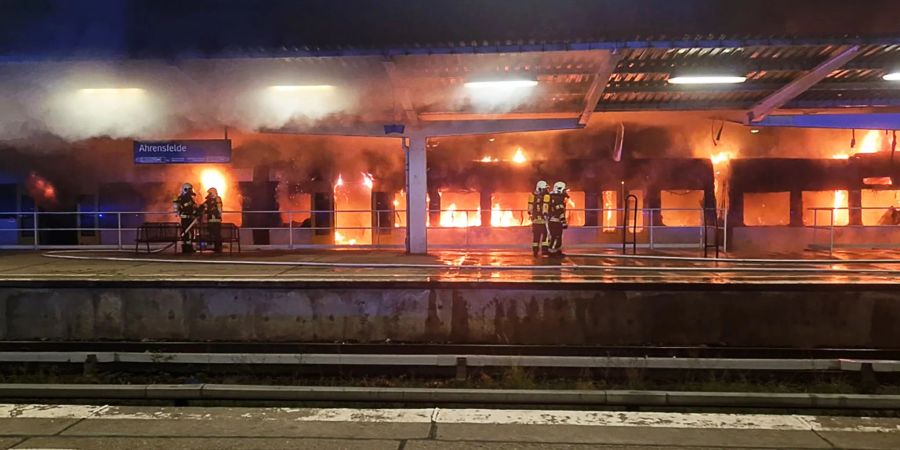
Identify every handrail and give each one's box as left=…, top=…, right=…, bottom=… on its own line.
left=0, top=207, right=731, bottom=251
left=622, top=194, right=638, bottom=255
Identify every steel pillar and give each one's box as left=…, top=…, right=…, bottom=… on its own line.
left=405, top=135, right=428, bottom=254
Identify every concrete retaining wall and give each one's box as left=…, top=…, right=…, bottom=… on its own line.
left=1, top=284, right=899, bottom=347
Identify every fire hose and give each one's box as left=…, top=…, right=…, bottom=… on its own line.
left=150, top=212, right=202, bottom=254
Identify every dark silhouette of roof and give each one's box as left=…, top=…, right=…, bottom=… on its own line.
left=1, top=0, right=899, bottom=59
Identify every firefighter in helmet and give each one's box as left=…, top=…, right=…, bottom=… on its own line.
left=547, top=181, right=569, bottom=256
left=204, top=187, right=224, bottom=253
left=527, top=180, right=551, bottom=256
left=173, top=182, right=198, bottom=253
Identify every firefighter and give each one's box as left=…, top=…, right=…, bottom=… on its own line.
left=527, top=180, right=550, bottom=256
left=173, top=182, right=199, bottom=253
left=204, top=187, right=224, bottom=253
left=547, top=181, right=569, bottom=256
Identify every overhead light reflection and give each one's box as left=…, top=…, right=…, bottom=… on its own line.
left=668, top=76, right=747, bottom=85
left=464, top=80, right=538, bottom=89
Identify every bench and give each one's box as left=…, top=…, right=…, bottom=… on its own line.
left=198, top=223, right=241, bottom=254
left=135, top=222, right=181, bottom=253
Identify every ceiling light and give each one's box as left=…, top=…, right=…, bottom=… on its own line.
left=668, top=75, right=747, bottom=85
left=464, top=79, right=538, bottom=89
left=883, top=72, right=900, bottom=81
left=750, top=128, right=760, bottom=134
left=268, top=85, right=335, bottom=92
left=78, top=88, right=145, bottom=94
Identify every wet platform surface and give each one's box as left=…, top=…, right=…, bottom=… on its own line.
left=0, top=248, right=898, bottom=284
left=0, top=403, right=898, bottom=449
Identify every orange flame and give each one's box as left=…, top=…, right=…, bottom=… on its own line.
left=439, top=203, right=481, bottom=227
left=512, top=148, right=527, bottom=164
left=490, top=203, right=519, bottom=227
left=602, top=191, right=616, bottom=232
left=362, top=172, right=374, bottom=190
left=200, top=168, right=228, bottom=200
left=26, top=172, right=57, bottom=207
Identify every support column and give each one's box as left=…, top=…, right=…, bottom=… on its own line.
left=584, top=191, right=600, bottom=227
left=790, top=190, right=803, bottom=227
left=849, top=189, right=862, bottom=226
left=405, top=136, right=428, bottom=254
left=480, top=190, right=493, bottom=227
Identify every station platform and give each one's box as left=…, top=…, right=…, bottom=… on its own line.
left=0, top=249, right=899, bottom=347
left=0, top=248, right=898, bottom=284
left=0, top=403, right=897, bottom=449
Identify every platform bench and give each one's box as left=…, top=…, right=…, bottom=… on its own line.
left=198, top=222, right=241, bottom=254
left=135, top=222, right=181, bottom=254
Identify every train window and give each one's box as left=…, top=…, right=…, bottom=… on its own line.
left=660, top=190, right=703, bottom=227
left=802, top=191, right=849, bottom=226
left=278, top=188, right=311, bottom=227
left=861, top=190, right=900, bottom=226
left=436, top=191, right=481, bottom=227
left=743, top=192, right=790, bottom=226
left=565, top=191, right=585, bottom=227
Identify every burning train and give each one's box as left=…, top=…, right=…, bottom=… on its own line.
left=0, top=125, right=898, bottom=253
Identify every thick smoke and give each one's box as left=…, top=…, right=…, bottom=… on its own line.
left=0, top=59, right=382, bottom=142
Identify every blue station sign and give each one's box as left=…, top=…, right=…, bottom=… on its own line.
left=133, top=139, right=231, bottom=164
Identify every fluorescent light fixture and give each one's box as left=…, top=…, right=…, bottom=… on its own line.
left=668, top=75, right=747, bottom=85
left=883, top=72, right=900, bottom=81
left=464, top=79, right=538, bottom=89
left=269, top=85, right=335, bottom=92
left=750, top=128, right=760, bottom=134
left=78, top=88, right=145, bottom=94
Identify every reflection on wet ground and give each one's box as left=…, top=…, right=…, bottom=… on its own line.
left=0, top=247, right=896, bottom=284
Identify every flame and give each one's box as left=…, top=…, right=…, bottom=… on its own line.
left=440, top=203, right=481, bottom=227
left=480, top=155, right=499, bottom=163
left=710, top=152, right=732, bottom=165
left=857, top=130, right=883, bottom=154
left=512, top=148, right=527, bottom=164
left=490, top=203, right=519, bottom=227
left=333, top=172, right=371, bottom=245
left=26, top=172, right=57, bottom=207
left=832, top=154, right=850, bottom=160
left=602, top=191, right=616, bottom=232
left=362, top=172, right=374, bottom=190
left=334, top=231, right=357, bottom=246
left=709, top=152, right=733, bottom=210
left=832, top=190, right=849, bottom=225
left=200, top=168, right=227, bottom=200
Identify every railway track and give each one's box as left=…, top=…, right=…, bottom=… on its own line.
left=1, top=341, right=898, bottom=359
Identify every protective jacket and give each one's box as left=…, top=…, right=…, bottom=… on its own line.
left=548, top=192, right=568, bottom=225
left=174, top=192, right=198, bottom=219
left=204, top=195, right=223, bottom=222
left=527, top=192, right=550, bottom=224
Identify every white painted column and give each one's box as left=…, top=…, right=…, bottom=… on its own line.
left=405, top=135, right=428, bottom=254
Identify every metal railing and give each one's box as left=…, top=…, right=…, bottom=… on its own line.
left=0, top=207, right=729, bottom=251
left=809, top=206, right=900, bottom=255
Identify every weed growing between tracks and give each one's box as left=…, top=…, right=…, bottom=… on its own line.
left=0, top=364, right=894, bottom=396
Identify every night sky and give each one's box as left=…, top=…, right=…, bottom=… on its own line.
left=0, top=0, right=899, bottom=60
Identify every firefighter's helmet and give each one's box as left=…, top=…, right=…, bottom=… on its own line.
left=553, top=181, right=567, bottom=194
left=207, top=187, right=218, bottom=196
left=535, top=180, right=548, bottom=192
left=181, top=183, right=193, bottom=194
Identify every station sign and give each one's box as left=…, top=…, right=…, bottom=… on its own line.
left=133, top=139, right=231, bottom=164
